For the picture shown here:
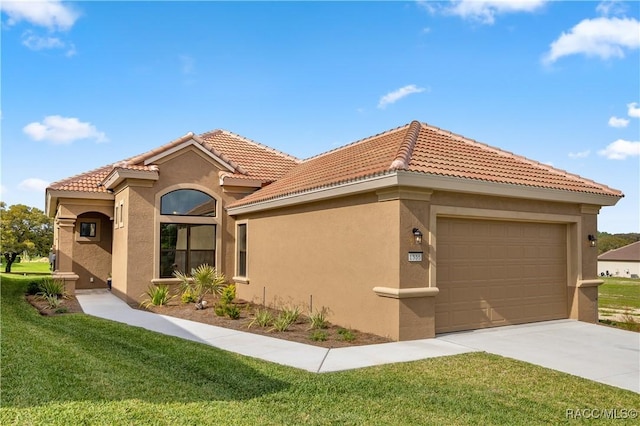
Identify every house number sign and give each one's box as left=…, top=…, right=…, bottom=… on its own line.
left=408, top=252, right=423, bottom=262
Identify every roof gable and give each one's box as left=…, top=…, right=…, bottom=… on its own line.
left=47, top=130, right=300, bottom=196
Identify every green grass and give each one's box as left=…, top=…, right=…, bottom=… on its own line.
left=1, top=274, right=637, bottom=425
left=2, top=261, right=52, bottom=275
left=599, top=277, right=640, bottom=310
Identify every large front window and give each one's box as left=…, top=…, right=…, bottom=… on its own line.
left=160, top=223, right=216, bottom=278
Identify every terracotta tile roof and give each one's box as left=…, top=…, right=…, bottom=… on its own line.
left=200, top=130, right=300, bottom=181
left=229, top=120, right=623, bottom=208
left=47, top=130, right=300, bottom=194
left=48, top=164, right=113, bottom=193
left=598, top=241, right=640, bottom=261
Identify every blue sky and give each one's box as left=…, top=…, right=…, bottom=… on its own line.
left=1, top=0, right=639, bottom=233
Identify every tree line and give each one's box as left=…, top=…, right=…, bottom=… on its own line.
left=596, top=231, right=640, bottom=255
left=1, top=202, right=53, bottom=273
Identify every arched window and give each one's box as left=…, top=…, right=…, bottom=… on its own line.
left=159, top=189, right=217, bottom=278
left=160, top=189, right=216, bottom=216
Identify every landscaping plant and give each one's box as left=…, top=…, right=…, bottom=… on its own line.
left=308, top=306, right=329, bottom=330
left=270, top=305, right=301, bottom=332
left=337, top=328, right=356, bottom=342
left=140, top=285, right=174, bottom=308
left=38, top=278, right=65, bottom=297
left=309, top=330, right=328, bottom=341
left=174, top=264, right=226, bottom=309
left=248, top=308, right=274, bottom=328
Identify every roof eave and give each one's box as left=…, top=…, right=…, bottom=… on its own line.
left=227, top=171, right=623, bottom=216
left=103, top=168, right=160, bottom=190
left=45, top=189, right=115, bottom=217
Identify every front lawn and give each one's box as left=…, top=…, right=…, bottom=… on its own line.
left=1, top=275, right=637, bottom=425
left=1, top=260, right=52, bottom=275
left=599, top=277, right=640, bottom=310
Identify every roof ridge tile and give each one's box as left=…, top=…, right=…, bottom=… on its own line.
left=389, top=120, right=421, bottom=170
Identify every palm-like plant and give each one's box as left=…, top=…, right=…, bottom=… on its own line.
left=174, top=264, right=226, bottom=305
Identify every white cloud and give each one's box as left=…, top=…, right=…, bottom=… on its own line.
left=628, top=102, right=640, bottom=118
left=18, top=178, right=50, bottom=192
left=543, top=17, right=640, bottom=64
left=23, top=115, right=108, bottom=144
left=0, top=0, right=79, bottom=31
left=596, top=0, right=628, bottom=17
left=598, top=139, right=640, bottom=160
left=20, top=31, right=77, bottom=56
left=568, top=150, right=590, bottom=159
left=422, top=0, right=547, bottom=25
left=21, top=29, right=60, bottom=47
left=608, top=116, right=630, bottom=128
left=378, top=85, right=427, bottom=109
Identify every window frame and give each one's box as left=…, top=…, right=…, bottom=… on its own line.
left=154, top=185, right=221, bottom=282
left=234, top=220, right=249, bottom=284
left=160, top=189, right=217, bottom=217
left=159, top=223, right=216, bottom=278
left=76, top=218, right=101, bottom=242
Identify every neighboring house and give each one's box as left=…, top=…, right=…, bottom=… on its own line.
left=598, top=241, right=640, bottom=278
left=46, top=120, right=623, bottom=340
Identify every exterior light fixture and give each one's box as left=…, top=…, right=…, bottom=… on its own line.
left=588, top=234, right=597, bottom=247
left=412, top=228, right=423, bottom=245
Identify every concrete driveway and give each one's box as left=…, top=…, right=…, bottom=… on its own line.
left=436, top=319, right=639, bottom=393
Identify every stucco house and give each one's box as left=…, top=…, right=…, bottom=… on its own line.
left=46, top=120, right=623, bottom=340
left=598, top=241, right=640, bottom=278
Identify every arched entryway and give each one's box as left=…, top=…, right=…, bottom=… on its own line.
left=72, top=211, right=113, bottom=289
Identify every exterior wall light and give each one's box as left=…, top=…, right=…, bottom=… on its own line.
left=412, top=228, right=423, bottom=245
left=588, top=234, right=597, bottom=247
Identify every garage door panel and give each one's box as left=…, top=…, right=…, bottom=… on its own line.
left=436, top=218, right=568, bottom=334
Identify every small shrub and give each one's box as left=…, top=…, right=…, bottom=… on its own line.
left=248, top=308, right=274, bottom=328
left=337, top=328, right=355, bottom=342
left=214, top=303, right=226, bottom=317
left=54, top=306, right=69, bottom=314
left=140, top=285, right=173, bottom=308
left=26, top=281, right=41, bottom=295
left=281, top=305, right=301, bottom=324
left=38, top=278, right=65, bottom=297
left=270, top=306, right=301, bottom=332
left=181, top=289, right=196, bottom=304
left=225, top=304, right=241, bottom=320
left=220, top=284, right=236, bottom=306
left=271, top=314, right=294, bottom=332
left=308, top=307, right=329, bottom=330
left=174, top=264, right=226, bottom=304
left=309, top=330, right=328, bottom=341
left=42, top=293, right=61, bottom=309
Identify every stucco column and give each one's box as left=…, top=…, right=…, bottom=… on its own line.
left=374, top=188, right=436, bottom=340
left=569, top=205, right=603, bottom=323
left=52, top=217, right=79, bottom=294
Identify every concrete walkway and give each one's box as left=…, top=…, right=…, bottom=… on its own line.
left=75, top=290, right=475, bottom=373
left=76, top=290, right=639, bottom=393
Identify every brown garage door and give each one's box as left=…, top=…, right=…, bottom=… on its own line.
left=435, top=217, right=567, bottom=334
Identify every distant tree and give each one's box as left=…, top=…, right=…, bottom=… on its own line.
left=0, top=202, right=53, bottom=273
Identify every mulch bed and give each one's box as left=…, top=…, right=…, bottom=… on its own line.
left=140, top=294, right=391, bottom=348
left=26, top=294, right=84, bottom=316
left=25, top=291, right=391, bottom=348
